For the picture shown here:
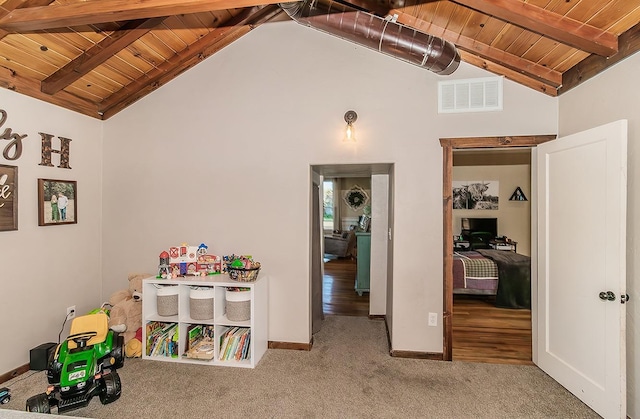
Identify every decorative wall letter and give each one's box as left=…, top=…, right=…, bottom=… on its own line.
left=39, top=132, right=72, bottom=169
left=0, top=109, right=27, bottom=161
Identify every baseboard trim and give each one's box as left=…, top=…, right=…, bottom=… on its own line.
left=368, top=314, right=385, bottom=320
left=390, top=350, right=444, bottom=360
left=0, top=363, right=30, bottom=385
left=268, top=338, right=313, bottom=351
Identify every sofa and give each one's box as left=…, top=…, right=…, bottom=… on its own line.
left=324, top=229, right=356, bottom=258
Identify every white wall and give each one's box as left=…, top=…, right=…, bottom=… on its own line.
left=101, top=20, right=557, bottom=352
left=370, top=174, right=388, bottom=315
left=0, top=89, right=103, bottom=374
left=558, top=52, right=640, bottom=418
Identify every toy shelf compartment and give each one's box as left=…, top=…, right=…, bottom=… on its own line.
left=142, top=275, right=268, bottom=369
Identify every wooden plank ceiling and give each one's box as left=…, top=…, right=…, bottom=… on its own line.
left=1, top=0, right=639, bottom=120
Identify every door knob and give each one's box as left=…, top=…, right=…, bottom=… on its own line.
left=598, top=291, right=616, bottom=301
left=621, top=294, right=630, bottom=304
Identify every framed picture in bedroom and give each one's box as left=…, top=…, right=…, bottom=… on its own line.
left=0, top=164, right=18, bottom=231
left=452, top=180, right=499, bottom=210
left=38, top=179, right=77, bottom=226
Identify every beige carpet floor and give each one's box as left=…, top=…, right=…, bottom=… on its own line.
left=0, top=316, right=598, bottom=418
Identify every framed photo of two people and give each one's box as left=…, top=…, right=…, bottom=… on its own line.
left=38, top=179, right=77, bottom=226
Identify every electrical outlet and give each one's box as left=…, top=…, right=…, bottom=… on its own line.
left=428, top=312, right=437, bottom=326
left=66, top=305, right=76, bottom=319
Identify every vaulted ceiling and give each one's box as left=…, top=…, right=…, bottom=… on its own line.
left=1, top=0, right=639, bottom=120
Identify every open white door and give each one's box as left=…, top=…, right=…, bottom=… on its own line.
left=536, top=120, right=627, bottom=418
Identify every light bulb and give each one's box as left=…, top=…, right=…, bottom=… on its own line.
left=344, top=123, right=356, bottom=142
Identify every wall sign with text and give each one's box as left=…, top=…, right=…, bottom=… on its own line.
left=0, top=164, right=17, bottom=231
left=1, top=108, right=73, bottom=167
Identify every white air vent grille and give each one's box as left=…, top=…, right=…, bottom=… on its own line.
left=438, top=76, right=503, bottom=113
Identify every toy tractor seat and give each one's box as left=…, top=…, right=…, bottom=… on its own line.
left=67, top=312, right=109, bottom=349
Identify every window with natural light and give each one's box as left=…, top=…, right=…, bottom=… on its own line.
left=323, top=180, right=334, bottom=232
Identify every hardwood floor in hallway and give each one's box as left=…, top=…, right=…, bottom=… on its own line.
left=323, top=256, right=369, bottom=316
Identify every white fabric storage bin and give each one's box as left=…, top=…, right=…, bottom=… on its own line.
left=225, top=289, right=251, bottom=321
left=189, top=287, right=214, bottom=320
left=156, top=285, right=179, bottom=316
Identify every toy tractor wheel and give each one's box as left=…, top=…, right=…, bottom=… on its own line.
left=99, top=372, right=121, bottom=405
left=111, top=334, right=125, bottom=369
left=26, top=393, right=51, bottom=414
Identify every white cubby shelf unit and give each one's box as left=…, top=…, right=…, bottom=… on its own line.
left=142, top=275, right=268, bottom=369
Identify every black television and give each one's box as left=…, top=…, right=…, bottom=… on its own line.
left=461, top=217, right=497, bottom=240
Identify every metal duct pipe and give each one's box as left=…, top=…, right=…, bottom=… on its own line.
left=279, top=0, right=460, bottom=75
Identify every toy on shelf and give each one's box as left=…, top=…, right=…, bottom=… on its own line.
left=197, top=243, right=208, bottom=256
left=225, top=255, right=261, bottom=282
left=157, top=243, right=222, bottom=279
left=157, top=251, right=171, bottom=279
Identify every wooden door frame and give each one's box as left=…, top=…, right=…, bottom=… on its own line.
left=439, top=135, right=556, bottom=361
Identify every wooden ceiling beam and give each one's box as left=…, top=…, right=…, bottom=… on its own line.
left=392, top=10, right=562, bottom=87
left=458, top=50, right=558, bottom=97
left=0, top=66, right=100, bottom=118
left=450, top=0, right=618, bottom=57
left=41, top=17, right=166, bottom=95
left=99, top=5, right=283, bottom=119
left=0, top=0, right=280, bottom=31
left=560, top=20, right=640, bottom=95
left=0, top=0, right=54, bottom=39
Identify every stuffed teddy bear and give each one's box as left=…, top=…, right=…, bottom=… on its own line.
left=108, top=273, right=150, bottom=348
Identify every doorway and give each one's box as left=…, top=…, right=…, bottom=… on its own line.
left=310, top=164, right=393, bottom=334
left=439, top=135, right=555, bottom=362
left=452, top=147, right=533, bottom=364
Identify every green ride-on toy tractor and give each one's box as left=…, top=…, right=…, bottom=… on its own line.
left=26, top=311, right=124, bottom=414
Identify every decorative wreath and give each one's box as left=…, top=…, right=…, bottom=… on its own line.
left=344, top=185, right=369, bottom=211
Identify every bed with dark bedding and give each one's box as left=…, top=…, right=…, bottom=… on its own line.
left=453, top=249, right=531, bottom=309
